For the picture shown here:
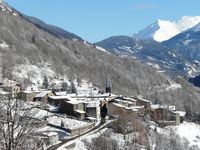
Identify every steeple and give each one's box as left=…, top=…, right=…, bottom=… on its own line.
left=105, top=78, right=112, bottom=94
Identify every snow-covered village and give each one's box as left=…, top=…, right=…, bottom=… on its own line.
left=1, top=0, right=200, bottom=150
left=1, top=75, right=200, bottom=150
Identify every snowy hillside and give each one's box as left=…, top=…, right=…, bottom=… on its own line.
left=167, top=122, right=200, bottom=149
left=13, top=64, right=55, bottom=85
left=134, top=16, right=200, bottom=42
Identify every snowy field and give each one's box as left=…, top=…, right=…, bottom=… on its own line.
left=168, top=122, right=200, bottom=149
left=148, top=121, right=200, bottom=149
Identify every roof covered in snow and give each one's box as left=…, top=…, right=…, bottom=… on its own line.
left=86, top=101, right=100, bottom=108
left=49, top=95, right=71, bottom=100
left=47, top=116, right=89, bottom=129
left=35, top=91, right=52, bottom=98
left=136, top=95, right=151, bottom=103
left=175, top=111, right=186, bottom=117
left=55, top=91, right=67, bottom=96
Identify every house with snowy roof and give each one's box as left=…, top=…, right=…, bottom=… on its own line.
left=107, top=96, right=146, bottom=116
left=150, top=104, right=186, bottom=126
left=33, top=90, right=55, bottom=103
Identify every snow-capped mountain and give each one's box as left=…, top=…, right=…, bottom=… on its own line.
left=134, top=16, right=200, bottom=42
left=96, top=16, right=200, bottom=77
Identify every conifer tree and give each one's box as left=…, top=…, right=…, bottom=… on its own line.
left=42, top=75, right=49, bottom=89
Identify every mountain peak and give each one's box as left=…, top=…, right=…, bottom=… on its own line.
left=134, top=16, right=200, bottom=42
left=156, top=19, right=167, bottom=23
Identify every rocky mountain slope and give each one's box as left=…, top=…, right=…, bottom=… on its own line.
left=0, top=3, right=170, bottom=97
left=163, top=23, right=200, bottom=61
left=96, top=35, right=200, bottom=77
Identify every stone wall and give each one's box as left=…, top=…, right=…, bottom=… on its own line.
left=69, top=123, right=95, bottom=136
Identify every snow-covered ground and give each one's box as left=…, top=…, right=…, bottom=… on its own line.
left=167, top=122, right=200, bottom=149
left=47, top=116, right=89, bottom=130
left=153, top=121, right=200, bottom=149
left=38, top=126, right=70, bottom=141
left=148, top=121, right=200, bottom=150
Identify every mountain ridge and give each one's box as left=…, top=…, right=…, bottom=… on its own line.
left=96, top=35, right=200, bottom=77
left=163, top=22, right=200, bottom=66
left=23, top=15, right=84, bottom=41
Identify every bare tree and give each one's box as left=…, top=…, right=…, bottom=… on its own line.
left=109, top=109, right=149, bottom=148
left=0, top=94, right=45, bottom=150
left=85, top=134, right=119, bottom=150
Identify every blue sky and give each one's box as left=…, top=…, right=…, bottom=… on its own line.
left=5, top=0, right=200, bottom=42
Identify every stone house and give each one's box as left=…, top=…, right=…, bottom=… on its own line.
left=135, top=96, right=151, bottom=115
left=48, top=96, right=86, bottom=120
left=150, top=105, right=183, bottom=126
left=33, top=91, right=55, bottom=103
left=60, top=100, right=86, bottom=120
